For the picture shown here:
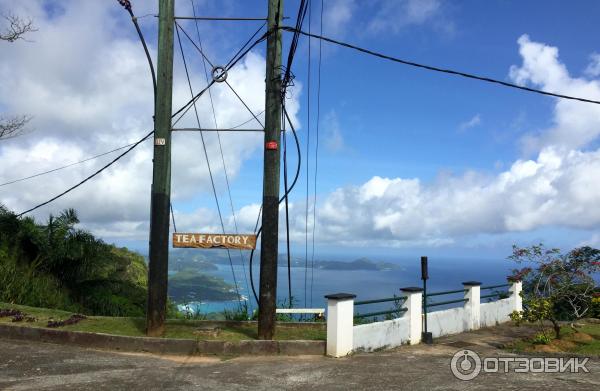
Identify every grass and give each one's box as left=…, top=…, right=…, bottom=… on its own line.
left=0, top=302, right=325, bottom=341
left=507, top=322, right=600, bottom=356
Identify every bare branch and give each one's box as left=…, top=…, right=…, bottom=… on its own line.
left=0, top=115, right=33, bottom=140
left=0, top=13, right=37, bottom=42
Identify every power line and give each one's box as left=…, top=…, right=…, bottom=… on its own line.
left=175, top=23, right=242, bottom=307
left=0, top=142, right=136, bottom=187
left=309, top=0, right=324, bottom=308
left=282, top=109, right=292, bottom=308
left=170, top=30, right=268, bottom=122
left=190, top=0, right=251, bottom=306
left=304, top=0, right=312, bottom=311
left=175, top=22, right=265, bottom=129
left=17, top=131, right=154, bottom=217
left=16, top=23, right=265, bottom=217
left=2, top=113, right=264, bottom=188
left=249, top=105, right=302, bottom=305
left=119, top=0, right=177, bottom=235
left=280, top=26, right=600, bottom=106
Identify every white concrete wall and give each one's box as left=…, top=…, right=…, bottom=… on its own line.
left=353, top=316, right=410, bottom=352
left=331, top=282, right=521, bottom=356
left=427, top=307, right=469, bottom=338
left=480, top=298, right=513, bottom=328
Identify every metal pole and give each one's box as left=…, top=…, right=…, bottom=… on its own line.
left=421, top=256, right=433, bottom=344
left=258, top=0, right=283, bottom=340
left=146, top=0, right=174, bottom=337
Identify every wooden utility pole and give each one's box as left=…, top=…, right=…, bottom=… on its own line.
left=258, top=0, right=284, bottom=340
left=147, top=0, right=174, bottom=337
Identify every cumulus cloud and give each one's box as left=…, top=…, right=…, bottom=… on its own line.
left=310, top=147, right=600, bottom=246
left=2, top=3, right=599, bottom=251
left=0, top=1, right=299, bottom=240
left=509, top=34, right=600, bottom=152
left=273, top=35, right=600, bottom=248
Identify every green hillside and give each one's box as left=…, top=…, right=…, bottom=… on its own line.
left=0, top=206, right=148, bottom=317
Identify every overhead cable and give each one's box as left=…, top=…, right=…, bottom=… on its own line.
left=279, top=26, right=600, bottom=105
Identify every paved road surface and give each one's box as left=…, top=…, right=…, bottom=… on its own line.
left=1, top=325, right=599, bottom=390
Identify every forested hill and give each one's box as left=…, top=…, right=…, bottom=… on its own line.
left=0, top=206, right=148, bottom=316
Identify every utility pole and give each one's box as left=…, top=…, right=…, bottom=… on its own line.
left=258, top=0, right=283, bottom=340
left=147, top=0, right=174, bottom=337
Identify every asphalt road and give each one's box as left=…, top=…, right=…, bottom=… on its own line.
left=1, top=327, right=599, bottom=390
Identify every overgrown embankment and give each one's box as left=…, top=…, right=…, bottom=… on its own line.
left=0, top=206, right=147, bottom=316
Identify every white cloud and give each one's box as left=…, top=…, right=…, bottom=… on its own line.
left=367, top=0, right=445, bottom=35
left=509, top=34, right=600, bottom=152
left=271, top=36, right=600, bottom=248
left=320, top=0, right=449, bottom=39
left=3, top=4, right=600, bottom=251
left=585, top=53, right=600, bottom=78
left=308, top=147, right=600, bottom=246
left=458, top=114, right=481, bottom=132
left=0, top=1, right=299, bottom=241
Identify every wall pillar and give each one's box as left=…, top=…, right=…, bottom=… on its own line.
left=509, top=280, right=523, bottom=312
left=400, top=287, right=423, bottom=345
left=325, top=293, right=356, bottom=357
left=463, top=281, right=481, bottom=331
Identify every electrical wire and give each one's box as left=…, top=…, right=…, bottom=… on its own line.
left=279, top=26, right=600, bottom=106
left=281, top=0, right=309, bottom=98
left=303, top=0, right=312, bottom=310
left=175, top=22, right=265, bottom=129
left=120, top=1, right=157, bottom=101
left=309, top=0, right=324, bottom=308
left=175, top=24, right=242, bottom=308
left=0, top=143, right=137, bottom=187
left=282, top=111, right=292, bottom=308
left=17, top=131, right=154, bottom=217
left=190, top=0, right=251, bottom=305
left=224, top=21, right=268, bottom=70
left=248, top=105, right=302, bottom=305
left=171, top=30, right=269, bottom=122
left=2, top=112, right=264, bottom=189
left=248, top=1, right=309, bottom=307
left=16, top=10, right=268, bottom=218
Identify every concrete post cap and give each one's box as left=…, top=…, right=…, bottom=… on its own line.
left=462, top=281, right=482, bottom=286
left=324, top=293, right=356, bottom=301
left=400, top=287, right=423, bottom=293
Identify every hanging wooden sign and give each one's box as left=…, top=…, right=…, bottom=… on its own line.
left=172, top=233, right=257, bottom=250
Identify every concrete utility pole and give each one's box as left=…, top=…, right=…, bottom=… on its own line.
left=147, top=0, right=174, bottom=337
left=258, top=0, right=284, bottom=340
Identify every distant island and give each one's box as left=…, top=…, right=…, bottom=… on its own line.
left=164, top=251, right=399, bottom=303
left=168, top=269, right=239, bottom=302
left=169, top=250, right=400, bottom=272
left=315, top=258, right=399, bottom=271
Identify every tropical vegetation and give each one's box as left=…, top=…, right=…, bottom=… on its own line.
left=0, top=205, right=148, bottom=316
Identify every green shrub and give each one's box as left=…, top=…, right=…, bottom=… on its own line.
left=532, top=333, right=551, bottom=345
left=0, top=205, right=148, bottom=317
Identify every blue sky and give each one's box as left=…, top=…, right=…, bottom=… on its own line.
left=1, top=0, right=600, bottom=259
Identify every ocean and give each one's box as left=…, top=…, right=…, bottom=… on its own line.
left=177, top=257, right=516, bottom=315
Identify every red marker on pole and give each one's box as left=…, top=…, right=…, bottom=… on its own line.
left=266, top=141, right=278, bottom=150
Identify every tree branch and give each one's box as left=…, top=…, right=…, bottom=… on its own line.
left=0, top=114, right=33, bottom=140
left=0, top=13, right=37, bottom=42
